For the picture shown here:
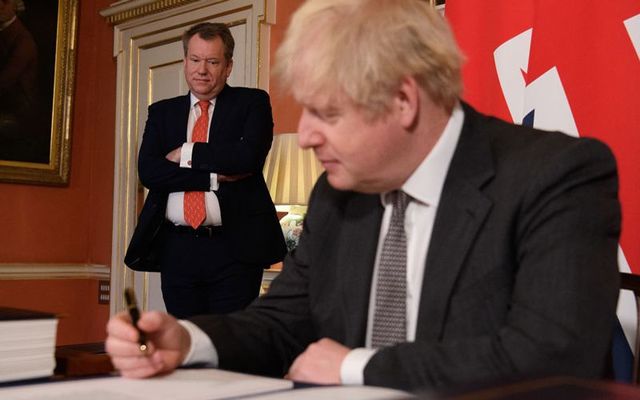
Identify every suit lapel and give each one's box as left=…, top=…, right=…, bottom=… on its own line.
left=210, top=84, right=231, bottom=140
left=167, top=95, right=191, bottom=148
left=339, top=194, right=383, bottom=346
left=417, top=104, right=495, bottom=340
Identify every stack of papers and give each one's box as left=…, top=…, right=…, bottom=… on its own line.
left=0, top=307, right=58, bottom=383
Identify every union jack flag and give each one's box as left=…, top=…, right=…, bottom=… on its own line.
left=445, top=0, right=640, bottom=381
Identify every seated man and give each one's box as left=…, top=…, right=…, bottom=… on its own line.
left=106, top=0, right=621, bottom=392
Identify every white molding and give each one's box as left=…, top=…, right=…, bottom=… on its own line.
left=0, top=263, right=110, bottom=280
left=100, top=0, right=202, bottom=25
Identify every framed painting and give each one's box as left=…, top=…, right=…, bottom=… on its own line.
left=0, top=0, right=78, bottom=185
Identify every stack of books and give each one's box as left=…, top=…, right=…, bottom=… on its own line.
left=0, top=307, right=58, bottom=383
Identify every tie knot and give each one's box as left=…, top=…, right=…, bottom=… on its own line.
left=390, top=190, right=410, bottom=214
left=198, top=100, right=210, bottom=113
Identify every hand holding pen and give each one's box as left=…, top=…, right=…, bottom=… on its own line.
left=124, top=288, right=149, bottom=354
left=106, top=294, right=193, bottom=378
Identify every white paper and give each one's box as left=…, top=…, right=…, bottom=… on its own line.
left=0, top=368, right=293, bottom=400
left=244, top=385, right=415, bottom=400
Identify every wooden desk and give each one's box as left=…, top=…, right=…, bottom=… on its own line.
left=440, top=376, right=640, bottom=400
left=54, top=342, right=114, bottom=378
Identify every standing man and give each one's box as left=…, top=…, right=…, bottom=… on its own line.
left=108, top=0, right=620, bottom=392
left=124, top=23, right=286, bottom=319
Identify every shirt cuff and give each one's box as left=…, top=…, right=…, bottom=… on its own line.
left=210, top=173, right=218, bottom=191
left=180, top=143, right=195, bottom=168
left=178, top=319, right=218, bottom=367
left=340, top=347, right=377, bottom=385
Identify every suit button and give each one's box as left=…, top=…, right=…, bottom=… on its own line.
left=187, top=160, right=192, bottom=166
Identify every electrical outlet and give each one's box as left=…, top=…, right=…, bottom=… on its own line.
left=98, top=280, right=110, bottom=304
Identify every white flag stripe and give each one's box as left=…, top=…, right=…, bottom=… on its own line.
left=618, top=248, right=637, bottom=355
left=493, top=29, right=531, bottom=123
left=624, top=14, right=640, bottom=61
left=522, top=67, right=579, bottom=136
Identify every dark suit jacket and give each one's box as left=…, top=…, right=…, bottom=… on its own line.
left=190, top=103, right=621, bottom=392
left=125, top=85, right=286, bottom=271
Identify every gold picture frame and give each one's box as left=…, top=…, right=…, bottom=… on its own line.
left=0, top=0, right=78, bottom=185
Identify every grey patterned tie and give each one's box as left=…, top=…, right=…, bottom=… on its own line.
left=371, top=190, right=410, bottom=348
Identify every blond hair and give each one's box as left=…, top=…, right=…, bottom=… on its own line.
left=275, top=0, right=463, bottom=118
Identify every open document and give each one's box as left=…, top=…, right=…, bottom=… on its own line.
left=0, top=368, right=293, bottom=400
left=244, top=385, right=414, bottom=400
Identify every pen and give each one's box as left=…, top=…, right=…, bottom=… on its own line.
left=124, top=288, right=149, bottom=354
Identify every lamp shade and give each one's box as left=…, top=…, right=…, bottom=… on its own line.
left=263, top=133, right=324, bottom=206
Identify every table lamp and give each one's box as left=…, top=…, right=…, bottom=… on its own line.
left=263, top=133, right=323, bottom=251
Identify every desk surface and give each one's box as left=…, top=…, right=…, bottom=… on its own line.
left=441, top=376, right=640, bottom=400
left=4, top=371, right=639, bottom=400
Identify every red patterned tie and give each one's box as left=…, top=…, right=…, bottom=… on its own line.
left=184, top=100, right=210, bottom=229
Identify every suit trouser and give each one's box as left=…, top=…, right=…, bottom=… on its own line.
left=159, top=225, right=264, bottom=319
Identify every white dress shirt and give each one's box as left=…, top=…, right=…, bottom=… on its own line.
left=165, top=94, right=222, bottom=226
left=181, top=104, right=466, bottom=383
left=341, top=103, right=463, bottom=384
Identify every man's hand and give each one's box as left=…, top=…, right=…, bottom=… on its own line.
left=165, top=147, right=182, bottom=163
left=105, top=311, right=190, bottom=378
left=218, top=173, right=252, bottom=182
left=287, top=338, right=350, bottom=385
